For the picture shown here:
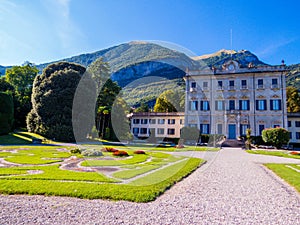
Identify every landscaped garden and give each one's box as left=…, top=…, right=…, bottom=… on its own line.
left=0, top=135, right=207, bottom=202
left=246, top=149, right=300, bottom=192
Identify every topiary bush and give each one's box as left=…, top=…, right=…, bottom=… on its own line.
left=104, top=147, right=118, bottom=152
left=113, top=150, right=129, bottom=157
left=262, top=127, right=289, bottom=149
left=81, top=149, right=103, bottom=157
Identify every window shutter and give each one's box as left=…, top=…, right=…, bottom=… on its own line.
left=247, top=100, right=250, bottom=110
left=215, top=101, right=218, bottom=110
left=278, top=100, right=282, bottom=110
left=208, top=102, right=210, bottom=110
left=200, top=101, right=203, bottom=111
left=256, top=100, right=259, bottom=110
left=189, top=101, right=191, bottom=111
left=239, top=100, right=242, bottom=110
left=264, top=100, right=267, bottom=110
left=270, top=100, right=273, bottom=110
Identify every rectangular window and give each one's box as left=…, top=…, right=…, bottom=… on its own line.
left=140, top=128, right=148, bottom=135
left=141, top=119, right=148, bottom=124
left=229, top=80, right=235, bottom=90
left=149, top=119, right=156, bottom=124
left=133, top=128, right=139, bottom=135
left=158, top=119, right=165, bottom=124
left=203, top=81, right=208, bottom=88
left=189, top=124, right=197, bottom=128
left=295, top=121, right=300, bottom=127
left=272, top=78, right=278, bottom=88
left=273, top=125, right=280, bottom=128
left=259, top=125, right=265, bottom=135
left=288, top=121, right=292, bottom=127
left=296, top=132, right=300, bottom=140
left=200, top=101, right=210, bottom=111
left=200, top=124, right=210, bottom=134
left=289, top=132, right=292, bottom=139
left=191, top=82, right=196, bottom=88
left=180, top=119, right=184, bottom=125
left=167, top=128, right=175, bottom=135
left=270, top=100, right=282, bottom=110
left=217, top=81, right=223, bottom=89
left=256, top=100, right=267, bottom=110
left=215, top=100, right=225, bottom=111
left=190, top=101, right=198, bottom=111
left=239, top=100, right=250, bottom=110
left=168, top=119, right=176, bottom=124
left=133, top=119, right=140, bottom=124
left=229, top=100, right=235, bottom=110
left=217, top=124, right=223, bottom=134
left=157, top=128, right=164, bottom=135
left=240, top=124, right=249, bottom=136
left=258, top=79, right=264, bottom=88
left=241, top=80, right=247, bottom=89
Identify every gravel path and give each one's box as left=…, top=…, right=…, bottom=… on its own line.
left=0, top=148, right=299, bottom=225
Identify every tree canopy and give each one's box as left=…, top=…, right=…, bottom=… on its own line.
left=27, top=62, right=86, bottom=142
left=262, top=127, right=289, bottom=149
left=153, top=90, right=185, bottom=112
left=0, top=92, right=14, bottom=135
left=286, top=86, right=300, bottom=113
left=4, top=63, right=38, bottom=127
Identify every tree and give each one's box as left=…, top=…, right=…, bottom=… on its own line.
left=87, top=57, right=110, bottom=91
left=0, top=77, right=14, bottom=92
left=245, top=128, right=252, bottom=150
left=5, top=63, right=38, bottom=127
left=262, top=127, right=289, bottom=149
left=0, top=92, right=14, bottom=135
left=153, top=90, right=185, bottom=112
left=27, top=62, right=86, bottom=142
left=286, top=86, right=300, bottom=113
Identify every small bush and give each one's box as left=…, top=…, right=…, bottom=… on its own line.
left=113, top=150, right=129, bottom=157
left=134, top=150, right=146, bottom=154
left=70, top=148, right=81, bottom=154
left=82, top=149, right=103, bottom=157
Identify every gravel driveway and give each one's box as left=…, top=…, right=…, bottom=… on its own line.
left=0, top=148, right=299, bottom=225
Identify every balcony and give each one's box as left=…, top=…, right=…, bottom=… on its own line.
left=257, top=84, right=264, bottom=89
left=226, top=110, right=241, bottom=115
left=241, top=85, right=248, bottom=90
left=228, top=86, right=235, bottom=91
left=271, top=84, right=279, bottom=89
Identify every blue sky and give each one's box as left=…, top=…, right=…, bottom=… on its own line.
left=0, top=0, right=299, bottom=66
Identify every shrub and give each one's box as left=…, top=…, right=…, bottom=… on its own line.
left=262, top=127, right=289, bottom=149
left=134, top=150, right=146, bottom=154
left=0, top=92, right=14, bottom=135
left=82, top=149, right=103, bottom=157
left=113, top=150, right=129, bottom=157
left=70, top=148, right=81, bottom=154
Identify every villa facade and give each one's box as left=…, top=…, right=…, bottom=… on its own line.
left=184, top=60, right=288, bottom=139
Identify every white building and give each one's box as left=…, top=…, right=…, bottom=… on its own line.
left=130, top=112, right=184, bottom=139
left=287, top=113, right=300, bottom=144
left=184, top=60, right=288, bottom=139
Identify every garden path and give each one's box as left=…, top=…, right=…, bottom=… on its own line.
left=0, top=148, right=299, bottom=224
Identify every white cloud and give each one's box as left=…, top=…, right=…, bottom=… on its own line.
left=257, top=38, right=297, bottom=57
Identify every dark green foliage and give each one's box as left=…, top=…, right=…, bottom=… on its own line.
left=0, top=92, right=14, bottom=135
left=70, top=148, right=81, bottom=154
left=0, top=77, right=14, bottom=92
left=154, top=90, right=185, bottom=112
left=27, top=62, right=86, bottom=142
left=262, top=127, right=290, bottom=149
left=286, top=86, right=300, bottom=113
left=5, top=63, right=38, bottom=128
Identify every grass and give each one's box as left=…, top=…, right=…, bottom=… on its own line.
left=0, top=158, right=202, bottom=202
left=0, top=146, right=73, bottom=164
left=246, top=150, right=300, bottom=159
left=0, top=138, right=205, bottom=202
left=0, top=165, right=116, bottom=182
left=265, top=163, right=300, bottom=193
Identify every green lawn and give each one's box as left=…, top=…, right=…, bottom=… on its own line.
left=0, top=143, right=204, bottom=202
left=246, top=150, right=300, bottom=159
left=265, top=163, right=300, bottom=193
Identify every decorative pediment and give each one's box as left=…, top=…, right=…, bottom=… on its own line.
left=258, top=120, right=265, bottom=124
left=216, top=95, right=224, bottom=100
left=241, top=119, right=249, bottom=124
left=191, top=97, right=198, bottom=100
left=228, top=95, right=236, bottom=100
left=272, top=94, right=280, bottom=98
left=241, top=95, right=249, bottom=99
left=202, top=120, right=209, bottom=123
left=257, top=95, right=265, bottom=99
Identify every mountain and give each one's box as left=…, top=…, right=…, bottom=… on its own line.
left=192, top=49, right=267, bottom=68
left=286, top=63, right=300, bottom=88
left=1, top=42, right=282, bottom=105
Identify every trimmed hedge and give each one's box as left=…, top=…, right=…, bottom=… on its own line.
left=0, top=92, right=14, bottom=135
